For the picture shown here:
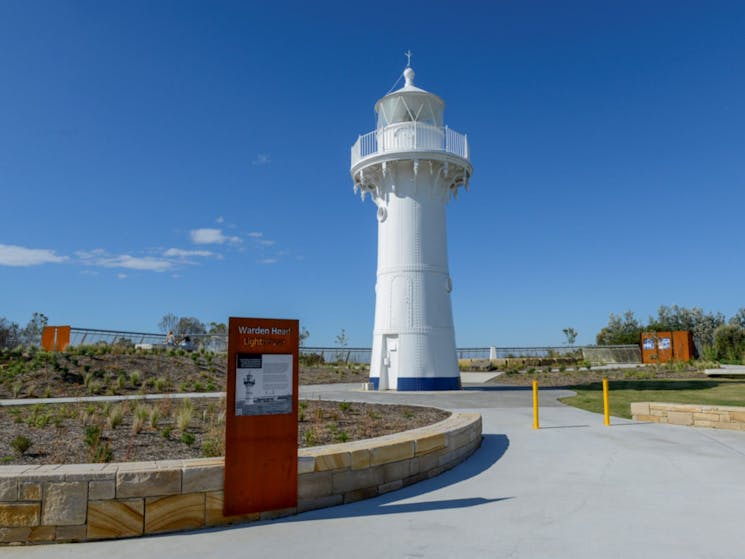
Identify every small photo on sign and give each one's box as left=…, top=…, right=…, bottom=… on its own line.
left=235, top=353, right=293, bottom=416
left=658, top=338, right=671, bottom=350
left=642, top=338, right=655, bottom=350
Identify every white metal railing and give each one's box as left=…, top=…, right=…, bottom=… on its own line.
left=351, top=123, right=469, bottom=168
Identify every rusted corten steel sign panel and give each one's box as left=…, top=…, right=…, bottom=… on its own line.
left=224, top=317, right=299, bottom=515
left=641, top=330, right=694, bottom=364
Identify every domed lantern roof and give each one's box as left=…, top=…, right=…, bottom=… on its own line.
left=374, top=66, right=445, bottom=129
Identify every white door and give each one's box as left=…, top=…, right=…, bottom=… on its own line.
left=384, top=336, right=399, bottom=390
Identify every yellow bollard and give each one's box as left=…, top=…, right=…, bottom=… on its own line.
left=532, top=379, right=539, bottom=429
left=602, top=377, right=610, bottom=426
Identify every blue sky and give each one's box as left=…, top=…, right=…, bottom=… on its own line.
left=1, top=1, right=743, bottom=347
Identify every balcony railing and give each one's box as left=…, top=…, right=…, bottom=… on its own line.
left=351, top=123, right=469, bottom=168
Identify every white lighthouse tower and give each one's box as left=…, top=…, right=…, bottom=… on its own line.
left=350, top=59, right=472, bottom=391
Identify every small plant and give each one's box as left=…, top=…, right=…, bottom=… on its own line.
left=160, top=426, right=173, bottom=439
left=130, top=371, right=141, bottom=386
left=180, top=431, right=195, bottom=446
left=402, top=410, right=414, bottom=419
left=175, top=403, right=193, bottom=432
left=10, top=435, right=32, bottom=455
left=334, top=430, right=349, bottom=443
left=84, top=424, right=102, bottom=448
left=155, top=377, right=166, bottom=392
left=149, top=408, right=161, bottom=428
left=117, top=374, right=126, bottom=391
left=92, top=444, right=113, bottom=463
left=303, top=429, right=318, bottom=446
left=338, top=401, right=352, bottom=413
left=201, top=435, right=224, bottom=457
left=107, top=405, right=125, bottom=429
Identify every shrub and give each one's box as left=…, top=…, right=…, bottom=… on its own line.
left=149, top=408, right=161, bottom=428
left=130, top=371, right=141, bottom=386
left=201, top=434, right=224, bottom=457
left=713, top=324, right=745, bottom=362
left=107, top=405, right=125, bottom=429
left=175, top=404, right=193, bottom=432
left=10, top=435, right=32, bottom=455
left=180, top=431, right=195, bottom=446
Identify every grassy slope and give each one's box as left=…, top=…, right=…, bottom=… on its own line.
left=560, top=379, right=745, bottom=419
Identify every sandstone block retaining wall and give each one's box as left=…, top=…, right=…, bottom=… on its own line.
left=0, top=412, right=481, bottom=545
left=631, top=402, right=745, bottom=430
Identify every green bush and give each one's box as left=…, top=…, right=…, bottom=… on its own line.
left=713, top=324, right=745, bottom=362
left=10, top=435, right=32, bottom=455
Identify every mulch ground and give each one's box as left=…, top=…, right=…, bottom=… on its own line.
left=0, top=398, right=449, bottom=466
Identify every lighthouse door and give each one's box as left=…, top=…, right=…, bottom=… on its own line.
left=383, top=336, right=399, bottom=390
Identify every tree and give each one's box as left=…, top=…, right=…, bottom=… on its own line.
left=596, top=311, right=643, bottom=345
left=0, top=317, right=20, bottom=349
left=0, top=313, right=48, bottom=349
left=176, top=317, right=206, bottom=337
left=335, top=329, right=349, bottom=348
left=334, top=329, right=349, bottom=364
left=299, top=326, right=310, bottom=347
left=158, top=313, right=179, bottom=334
left=729, top=308, right=745, bottom=329
left=208, top=322, right=227, bottom=335
left=713, top=324, right=745, bottom=362
left=562, top=327, right=578, bottom=346
left=19, top=312, right=47, bottom=346
left=647, top=305, right=724, bottom=349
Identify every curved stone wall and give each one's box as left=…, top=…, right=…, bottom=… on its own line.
left=0, top=412, right=481, bottom=545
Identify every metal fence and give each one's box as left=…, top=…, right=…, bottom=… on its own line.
left=61, top=328, right=641, bottom=365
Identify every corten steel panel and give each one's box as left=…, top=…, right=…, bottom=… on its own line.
left=40, top=326, right=71, bottom=351
left=224, top=317, right=298, bottom=516
left=41, top=327, right=56, bottom=351
left=56, top=326, right=71, bottom=351
left=656, top=331, right=673, bottom=363
left=672, top=330, right=694, bottom=362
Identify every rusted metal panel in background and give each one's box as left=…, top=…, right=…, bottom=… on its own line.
left=641, top=330, right=692, bottom=364
left=224, top=317, right=298, bottom=516
left=672, top=330, right=694, bottom=362
left=40, top=326, right=71, bottom=351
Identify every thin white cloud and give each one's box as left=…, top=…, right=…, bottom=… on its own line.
left=251, top=153, right=271, bottom=166
left=190, top=228, right=241, bottom=245
left=163, top=248, right=214, bottom=258
left=77, top=250, right=173, bottom=272
left=117, top=273, right=127, bottom=279
left=247, top=232, right=263, bottom=238
left=99, top=255, right=173, bottom=272
left=216, top=216, right=225, bottom=224
left=0, top=244, right=68, bottom=267
left=257, top=258, right=278, bottom=264
left=257, top=239, right=276, bottom=247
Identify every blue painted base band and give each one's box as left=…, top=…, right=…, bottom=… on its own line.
left=368, top=377, right=461, bottom=391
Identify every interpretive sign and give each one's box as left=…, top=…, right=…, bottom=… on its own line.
left=235, top=353, right=293, bottom=416
left=224, top=317, right=298, bottom=516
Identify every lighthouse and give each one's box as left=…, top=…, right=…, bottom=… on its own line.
left=350, top=59, right=472, bottom=391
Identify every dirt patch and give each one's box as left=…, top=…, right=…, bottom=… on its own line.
left=0, top=399, right=449, bottom=465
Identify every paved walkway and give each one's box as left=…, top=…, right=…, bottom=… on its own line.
left=5, top=383, right=745, bottom=558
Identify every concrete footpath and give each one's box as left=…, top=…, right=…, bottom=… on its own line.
left=5, top=383, right=745, bottom=558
